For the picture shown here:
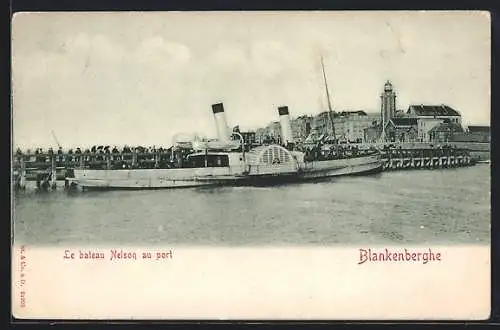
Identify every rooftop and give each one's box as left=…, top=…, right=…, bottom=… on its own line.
left=390, top=118, right=418, bottom=127
left=468, top=125, right=490, bottom=133
left=428, top=122, right=465, bottom=133
left=408, top=104, right=461, bottom=117
left=337, top=110, right=368, bottom=116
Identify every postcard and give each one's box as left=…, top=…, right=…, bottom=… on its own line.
left=11, top=11, right=491, bottom=320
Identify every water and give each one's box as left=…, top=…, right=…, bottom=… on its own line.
left=12, top=165, right=490, bottom=246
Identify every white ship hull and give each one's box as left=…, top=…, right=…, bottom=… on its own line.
left=66, top=153, right=382, bottom=190
left=67, top=167, right=244, bottom=190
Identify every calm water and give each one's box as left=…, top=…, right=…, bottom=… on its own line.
left=13, top=165, right=490, bottom=246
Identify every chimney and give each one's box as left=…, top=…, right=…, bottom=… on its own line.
left=278, top=106, right=293, bottom=146
left=211, top=103, right=231, bottom=143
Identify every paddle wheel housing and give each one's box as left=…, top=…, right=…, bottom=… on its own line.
left=244, top=145, right=300, bottom=175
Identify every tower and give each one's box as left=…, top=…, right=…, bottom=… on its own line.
left=380, top=80, right=396, bottom=126
left=380, top=80, right=396, bottom=141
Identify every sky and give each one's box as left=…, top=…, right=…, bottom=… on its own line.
left=12, top=11, right=491, bottom=149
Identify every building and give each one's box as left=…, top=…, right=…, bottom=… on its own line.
left=407, top=104, right=462, bottom=142
left=299, top=110, right=379, bottom=143
left=290, top=115, right=314, bottom=143
left=255, top=121, right=281, bottom=145
left=384, top=118, right=418, bottom=143
left=427, top=122, right=464, bottom=143
left=451, top=125, right=490, bottom=143
left=313, top=111, right=334, bottom=138
left=407, top=104, right=462, bottom=123
left=467, top=125, right=490, bottom=142
left=333, top=111, right=379, bottom=143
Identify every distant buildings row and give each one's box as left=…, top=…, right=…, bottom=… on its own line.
left=250, top=81, right=490, bottom=145
left=254, top=110, right=377, bottom=145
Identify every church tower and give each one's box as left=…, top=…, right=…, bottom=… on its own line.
left=380, top=80, right=396, bottom=128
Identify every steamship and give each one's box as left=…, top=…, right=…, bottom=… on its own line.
left=66, top=102, right=382, bottom=190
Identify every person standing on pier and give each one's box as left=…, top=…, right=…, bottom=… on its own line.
left=74, top=147, right=81, bottom=164
left=57, top=147, right=63, bottom=165
left=48, top=147, right=54, bottom=163
left=15, top=148, right=22, bottom=163
left=111, top=146, right=119, bottom=162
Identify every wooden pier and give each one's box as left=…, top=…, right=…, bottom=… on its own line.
left=380, top=147, right=474, bottom=171
left=12, top=150, right=177, bottom=191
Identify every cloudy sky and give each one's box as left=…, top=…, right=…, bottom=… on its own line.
left=12, top=11, right=490, bottom=149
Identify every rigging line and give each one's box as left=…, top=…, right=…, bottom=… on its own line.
left=50, top=130, right=61, bottom=148
left=320, top=55, right=336, bottom=141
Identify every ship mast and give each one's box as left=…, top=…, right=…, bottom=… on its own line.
left=320, top=56, right=337, bottom=143
left=50, top=130, right=62, bottom=149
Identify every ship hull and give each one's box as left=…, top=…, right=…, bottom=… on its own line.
left=66, top=154, right=382, bottom=190
left=298, top=154, right=383, bottom=180
left=66, top=177, right=217, bottom=190
left=66, top=167, right=237, bottom=190
left=208, top=155, right=383, bottom=186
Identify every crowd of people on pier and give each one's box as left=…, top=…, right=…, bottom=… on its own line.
left=14, top=145, right=176, bottom=169
left=15, top=145, right=171, bottom=158
left=301, top=143, right=378, bottom=162
left=380, top=144, right=470, bottom=158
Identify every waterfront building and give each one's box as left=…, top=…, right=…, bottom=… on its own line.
left=301, top=110, right=378, bottom=143
left=407, top=104, right=462, bottom=142
left=333, top=111, right=379, bottom=143
left=384, top=118, right=418, bottom=143
left=313, top=111, right=334, bottom=138
left=451, top=125, right=490, bottom=143
left=367, top=102, right=464, bottom=143
left=467, top=125, right=490, bottom=143
left=290, top=115, right=314, bottom=143
left=255, top=121, right=281, bottom=144
left=427, top=121, right=464, bottom=143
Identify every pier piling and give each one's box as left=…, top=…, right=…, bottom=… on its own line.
left=50, top=155, right=57, bottom=190
left=18, top=157, right=26, bottom=189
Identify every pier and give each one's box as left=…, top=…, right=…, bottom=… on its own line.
left=12, top=148, right=178, bottom=190
left=379, top=147, right=474, bottom=171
